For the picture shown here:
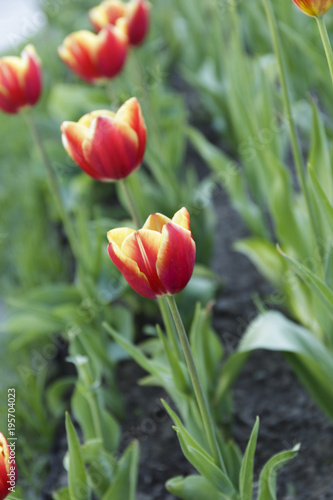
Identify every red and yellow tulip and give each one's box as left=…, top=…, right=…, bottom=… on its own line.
left=0, top=45, right=42, bottom=114
left=107, top=208, right=196, bottom=299
left=89, top=0, right=150, bottom=46
left=291, top=0, right=333, bottom=16
left=0, top=433, right=16, bottom=500
left=58, top=25, right=128, bottom=83
left=61, top=97, right=146, bottom=181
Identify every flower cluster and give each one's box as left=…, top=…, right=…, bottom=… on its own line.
left=58, top=0, right=150, bottom=82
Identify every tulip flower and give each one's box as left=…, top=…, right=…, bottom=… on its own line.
left=61, top=97, right=146, bottom=181
left=107, top=207, right=196, bottom=299
left=89, top=0, right=150, bottom=45
left=58, top=25, right=128, bottom=83
left=0, top=44, right=42, bottom=114
left=0, top=433, right=16, bottom=500
left=291, top=0, right=333, bottom=16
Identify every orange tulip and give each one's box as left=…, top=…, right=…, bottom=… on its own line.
left=107, top=208, right=196, bottom=299
left=291, top=0, right=333, bottom=16
left=0, top=45, right=42, bottom=114
left=0, top=433, right=16, bottom=500
left=90, top=0, right=150, bottom=45
left=58, top=25, right=128, bottom=83
left=61, top=97, right=146, bottom=181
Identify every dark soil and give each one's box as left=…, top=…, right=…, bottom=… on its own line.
left=116, top=188, right=333, bottom=500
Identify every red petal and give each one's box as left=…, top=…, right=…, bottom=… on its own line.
left=108, top=241, right=157, bottom=298
left=0, top=60, right=25, bottom=112
left=121, top=229, right=167, bottom=296
left=156, top=222, right=196, bottom=295
left=116, top=97, right=146, bottom=165
left=58, top=32, right=101, bottom=82
left=82, top=116, right=139, bottom=180
left=22, top=45, right=42, bottom=106
left=127, top=0, right=150, bottom=45
left=96, top=26, right=128, bottom=79
left=61, top=121, right=101, bottom=179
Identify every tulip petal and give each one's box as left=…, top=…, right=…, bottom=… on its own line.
left=96, top=26, right=128, bottom=79
left=122, top=229, right=167, bottom=295
left=126, top=0, right=150, bottom=45
left=143, top=212, right=170, bottom=232
left=156, top=222, right=196, bottom=295
left=61, top=121, right=101, bottom=179
left=82, top=116, right=139, bottom=180
left=90, top=1, right=126, bottom=31
left=0, top=59, right=25, bottom=112
left=59, top=31, right=100, bottom=82
left=108, top=241, right=157, bottom=298
left=107, top=227, right=135, bottom=246
left=22, top=45, right=42, bottom=105
left=172, top=207, right=191, bottom=232
left=116, top=97, right=146, bottom=165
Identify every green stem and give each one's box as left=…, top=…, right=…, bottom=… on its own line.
left=262, top=0, right=318, bottom=237
left=120, top=178, right=143, bottom=228
left=166, top=295, right=226, bottom=473
left=23, top=112, right=96, bottom=296
left=316, top=15, right=333, bottom=86
left=158, top=296, right=183, bottom=360
left=23, top=112, right=79, bottom=263
left=77, top=357, right=104, bottom=441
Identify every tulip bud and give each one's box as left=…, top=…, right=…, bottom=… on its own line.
left=61, top=97, right=146, bottom=181
left=291, top=0, right=333, bottom=16
left=0, top=433, right=17, bottom=500
left=0, top=44, right=42, bottom=114
left=107, top=208, right=196, bottom=299
left=89, top=0, right=150, bottom=45
left=58, top=25, right=128, bottom=83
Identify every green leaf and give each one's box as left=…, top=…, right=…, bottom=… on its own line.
left=278, top=246, right=333, bottom=322
left=166, top=475, right=224, bottom=500
left=258, top=444, right=300, bottom=500
left=234, top=238, right=285, bottom=289
left=52, top=487, right=71, bottom=500
left=308, top=165, right=333, bottom=237
left=102, top=441, right=140, bottom=500
left=238, top=311, right=333, bottom=420
left=65, top=413, right=90, bottom=500
left=162, top=401, right=235, bottom=496
left=308, top=100, right=333, bottom=204
left=239, top=417, right=259, bottom=500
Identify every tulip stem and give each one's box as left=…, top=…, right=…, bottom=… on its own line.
left=166, top=295, right=226, bottom=473
left=262, top=0, right=318, bottom=242
left=23, top=112, right=79, bottom=259
left=316, top=15, right=333, bottom=86
left=120, top=178, right=143, bottom=228
left=23, top=112, right=94, bottom=296
left=158, top=296, right=183, bottom=360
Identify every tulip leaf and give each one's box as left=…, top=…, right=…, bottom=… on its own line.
left=237, top=311, right=333, bottom=420
left=239, top=417, right=259, bottom=500
left=102, top=441, right=140, bottom=500
left=52, top=487, right=71, bottom=500
left=308, top=100, right=333, bottom=204
left=308, top=165, right=333, bottom=237
left=187, top=125, right=268, bottom=237
left=234, top=238, right=285, bottom=289
left=257, top=444, right=300, bottom=500
left=65, top=413, right=90, bottom=500
left=278, top=247, right=333, bottom=323
left=166, top=475, right=225, bottom=500
left=162, top=400, right=235, bottom=496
